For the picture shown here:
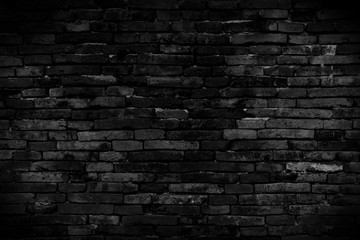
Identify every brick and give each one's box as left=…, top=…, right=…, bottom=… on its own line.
left=0, top=183, right=56, bottom=193
left=144, top=140, right=199, bottom=150
left=308, top=87, right=360, bottom=97
left=255, top=183, right=310, bottom=193
left=238, top=0, right=291, bottom=9
left=31, top=99, right=89, bottom=109
left=78, top=131, right=133, bottom=141
left=0, top=56, right=22, bottom=66
left=236, top=118, right=267, bottom=129
left=68, top=225, right=94, bottom=235
left=129, top=151, right=183, bottom=162
left=230, top=140, right=288, bottom=150
left=99, top=173, right=153, bottom=182
left=115, top=205, right=143, bottom=215
left=160, top=44, right=191, bottom=53
left=289, top=205, right=317, bottom=215
left=277, top=56, right=308, bottom=65
left=43, top=151, right=98, bottom=161
left=279, top=88, right=307, bottom=98
left=196, top=33, right=229, bottom=45
left=209, top=195, right=237, bottom=205
left=119, top=22, right=169, bottom=32
left=315, top=130, right=344, bottom=140
left=106, top=86, right=134, bottom=96
left=322, top=76, right=360, bottom=86
left=256, top=162, right=284, bottom=172
left=18, top=22, right=64, bottom=33
left=310, top=55, right=359, bottom=65
left=58, top=204, right=113, bottom=214
left=112, top=141, right=142, bottom=151
left=238, top=194, right=296, bottom=205
left=278, top=23, right=304, bottom=33
left=61, top=75, right=116, bottom=86
left=169, top=183, right=223, bottom=194
left=258, top=129, right=314, bottom=139
left=167, top=130, right=221, bottom=140
left=286, top=162, right=343, bottom=172
left=124, top=193, right=151, bottom=204
left=231, top=205, right=286, bottom=215
left=201, top=140, right=229, bottom=150
left=57, top=33, right=112, bottom=43
left=94, top=119, right=151, bottom=129
left=127, top=96, right=182, bottom=108
left=260, top=9, right=288, bottom=18
left=16, top=66, right=44, bottom=77
left=87, top=182, right=137, bottom=193
left=15, top=172, right=68, bottom=183
left=182, top=172, right=238, bottom=183
left=139, top=54, right=193, bottom=65
left=59, top=183, right=86, bottom=193
left=65, top=22, right=90, bottom=32
left=122, top=215, right=177, bottom=225
left=216, top=151, right=272, bottom=162
left=223, top=129, right=257, bottom=140
left=0, top=139, right=26, bottom=149
left=201, top=205, right=230, bottom=215
left=135, top=129, right=165, bottom=140
left=156, top=10, right=181, bottom=21
left=319, top=34, right=360, bottom=44
left=19, top=44, right=75, bottom=55
left=57, top=141, right=111, bottom=150
left=231, top=33, right=287, bottom=44
left=129, top=0, right=179, bottom=9
left=297, top=194, right=325, bottom=204
left=134, top=65, right=182, bottom=76
left=147, top=77, right=202, bottom=88
left=268, top=226, right=303, bottom=236
left=156, top=109, right=188, bottom=119
left=289, top=35, right=317, bottom=44
left=24, top=34, right=55, bottom=44
left=266, top=119, right=323, bottom=129
left=0, top=34, right=23, bottom=44
left=343, top=162, right=360, bottom=173
left=86, top=162, right=113, bottom=172
left=298, top=98, right=353, bottom=108
left=267, top=215, right=295, bottom=225
left=225, top=55, right=276, bottom=65
left=208, top=216, right=264, bottom=226
left=225, top=184, right=253, bottom=193
left=323, top=119, right=352, bottom=129
left=220, top=87, right=277, bottom=97
left=250, top=45, right=281, bottom=55
left=30, top=161, right=83, bottom=171
left=153, top=194, right=207, bottom=205
left=68, top=193, right=123, bottom=203
left=171, top=162, right=253, bottom=173
left=54, top=54, right=108, bottom=64
left=46, top=65, right=101, bottom=75
left=240, top=173, right=269, bottom=183
left=32, top=215, right=87, bottom=225
left=89, top=215, right=119, bottom=225
left=156, top=173, right=179, bottom=183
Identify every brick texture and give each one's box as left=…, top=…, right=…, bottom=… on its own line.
left=1, top=0, right=360, bottom=239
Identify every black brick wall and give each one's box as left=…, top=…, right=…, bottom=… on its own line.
left=1, top=0, right=360, bottom=239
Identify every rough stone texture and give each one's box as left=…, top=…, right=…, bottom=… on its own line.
left=0, top=0, right=360, bottom=239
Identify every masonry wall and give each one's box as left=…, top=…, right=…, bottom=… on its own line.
left=1, top=0, right=360, bottom=239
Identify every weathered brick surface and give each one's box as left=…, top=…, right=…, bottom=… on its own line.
left=1, top=0, right=360, bottom=239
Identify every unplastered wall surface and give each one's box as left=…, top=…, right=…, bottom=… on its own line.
left=0, top=0, right=360, bottom=239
